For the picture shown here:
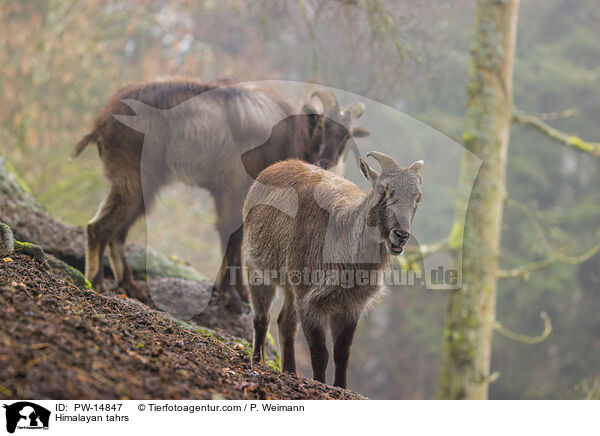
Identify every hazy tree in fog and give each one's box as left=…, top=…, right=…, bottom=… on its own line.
left=439, top=0, right=600, bottom=399
left=438, top=0, right=520, bottom=400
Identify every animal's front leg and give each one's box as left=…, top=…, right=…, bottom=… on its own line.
left=330, top=314, right=359, bottom=389
left=109, top=227, right=148, bottom=301
left=300, top=310, right=328, bottom=384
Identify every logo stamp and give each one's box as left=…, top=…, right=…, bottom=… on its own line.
left=3, top=402, right=50, bottom=434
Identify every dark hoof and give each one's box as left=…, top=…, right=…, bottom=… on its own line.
left=251, top=354, right=264, bottom=369
left=223, top=287, right=243, bottom=313
left=91, top=277, right=105, bottom=292
left=238, top=287, right=250, bottom=303
left=118, top=279, right=150, bottom=303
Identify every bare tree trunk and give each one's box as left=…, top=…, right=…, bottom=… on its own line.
left=439, top=0, right=520, bottom=400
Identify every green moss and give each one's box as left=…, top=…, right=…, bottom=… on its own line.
left=54, top=259, right=91, bottom=289
left=161, top=314, right=198, bottom=333
left=568, top=136, right=596, bottom=154
left=14, top=240, right=46, bottom=262
left=264, top=333, right=281, bottom=371
left=14, top=240, right=37, bottom=249
left=241, top=341, right=253, bottom=358
left=265, top=353, right=281, bottom=372
left=569, top=136, right=583, bottom=147
left=194, top=327, right=220, bottom=341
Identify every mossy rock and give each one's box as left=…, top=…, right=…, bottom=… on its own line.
left=126, top=245, right=205, bottom=281
left=0, top=222, right=15, bottom=252
left=12, top=239, right=90, bottom=289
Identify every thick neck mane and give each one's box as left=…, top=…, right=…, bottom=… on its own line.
left=313, top=172, right=388, bottom=267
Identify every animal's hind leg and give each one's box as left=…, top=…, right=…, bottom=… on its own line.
left=277, top=287, right=298, bottom=374
left=107, top=178, right=154, bottom=301
left=108, top=226, right=127, bottom=287
left=86, top=187, right=126, bottom=290
left=249, top=283, right=276, bottom=367
left=109, top=219, right=146, bottom=300
left=87, top=176, right=151, bottom=293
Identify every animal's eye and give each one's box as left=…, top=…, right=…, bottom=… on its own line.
left=416, top=194, right=422, bottom=203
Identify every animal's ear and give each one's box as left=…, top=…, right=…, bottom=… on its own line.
left=302, top=95, right=324, bottom=115
left=347, top=102, right=365, bottom=119
left=351, top=126, right=370, bottom=138
left=408, top=160, right=424, bottom=175
left=359, top=157, right=379, bottom=186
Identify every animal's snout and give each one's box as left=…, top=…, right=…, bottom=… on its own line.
left=387, top=228, right=408, bottom=255
left=390, top=228, right=410, bottom=246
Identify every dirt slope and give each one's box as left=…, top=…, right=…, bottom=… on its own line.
left=0, top=253, right=363, bottom=400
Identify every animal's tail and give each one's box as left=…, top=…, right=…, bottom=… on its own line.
left=71, top=131, right=99, bottom=159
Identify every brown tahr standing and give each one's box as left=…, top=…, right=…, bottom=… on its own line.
left=242, top=152, right=423, bottom=388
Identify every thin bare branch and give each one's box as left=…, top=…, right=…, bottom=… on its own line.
left=515, top=108, right=578, bottom=121
left=551, top=241, right=600, bottom=264
left=499, top=198, right=600, bottom=278
left=494, top=311, right=552, bottom=344
left=513, top=109, right=600, bottom=156
left=395, top=239, right=454, bottom=269
left=498, top=241, right=600, bottom=278
left=403, top=239, right=452, bottom=256
left=497, top=258, right=554, bottom=278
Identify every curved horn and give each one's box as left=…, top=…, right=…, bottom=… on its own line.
left=366, top=151, right=399, bottom=172
left=311, top=90, right=339, bottom=111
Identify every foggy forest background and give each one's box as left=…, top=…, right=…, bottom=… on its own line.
left=1, top=0, right=599, bottom=399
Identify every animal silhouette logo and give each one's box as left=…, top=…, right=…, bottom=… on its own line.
left=2, top=402, right=50, bottom=434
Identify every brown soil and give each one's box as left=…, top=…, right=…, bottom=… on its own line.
left=0, top=252, right=363, bottom=400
